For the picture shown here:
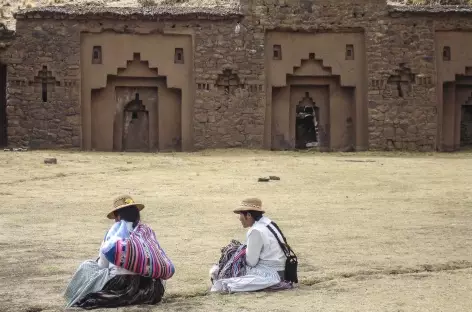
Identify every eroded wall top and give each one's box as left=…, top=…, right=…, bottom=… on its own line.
left=3, top=1, right=240, bottom=33
left=14, top=5, right=242, bottom=23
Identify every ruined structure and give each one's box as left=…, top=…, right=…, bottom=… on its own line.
left=1, top=1, right=472, bottom=152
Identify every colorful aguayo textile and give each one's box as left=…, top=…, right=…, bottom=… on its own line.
left=216, top=240, right=247, bottom=280
left=101, top=222, right=175, bottom=280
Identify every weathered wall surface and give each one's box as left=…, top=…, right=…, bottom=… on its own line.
left=5, top=3, right=472, bottom=151
left=244, top=0, right=472, bottom=151
left=265, top=31, right=366, bottom=151
left=81, top=31, right=191, bottom=151
left=5, top=19, right=80, bottom=149
left=192, top=20, right=265, bottom=149
left=244, top=0, right=437, bottom=151
left=435, top=31, right=472, bottom=151
left=6, top=8, right=258, bottom=151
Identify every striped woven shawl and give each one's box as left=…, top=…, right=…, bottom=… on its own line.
left=216, top=240, right=247, bottom=280
left=101, top=221, right=175, bottom=280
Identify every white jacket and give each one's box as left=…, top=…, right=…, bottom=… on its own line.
left=245, top=216, right=287, bottom=271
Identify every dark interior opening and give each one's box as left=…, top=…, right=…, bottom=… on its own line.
left=0, top=63, right=7, bottom=147
left=42, top=83, right=47, bottom=102
left=460, top=105, right=472, bottom=147
left=295, top=100, right=319, bottom=149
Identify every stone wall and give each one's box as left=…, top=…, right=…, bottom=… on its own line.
left=243, top=0, right=435, bottom=151
left=243, top=0, right=472, bottom=151
left=6, top=8, right=261, bottom=150
left=4, top=19, right=81, bottom=149
left=5, top=2, right=472, bottom=151
left=365, top=16, right=437, bottom=151
left=192, top=19, right=265, bottom=149
left=385, top=9, right=472, bottom=151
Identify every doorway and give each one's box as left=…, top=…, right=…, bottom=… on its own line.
left=461, top=105, right=472, bottom=147
left=122, top=93, right=150, bottom=152
left=0, top=64, right=7, bottom=147
left=295, top=92, right=320, bottom=149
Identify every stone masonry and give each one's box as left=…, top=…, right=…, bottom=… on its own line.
left=1, top=1, right=472, bottom=152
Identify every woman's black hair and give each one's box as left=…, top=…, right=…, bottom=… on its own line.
left=242, top=210, right=263, bottom=221
left=114, top=205, right=141, bottom=228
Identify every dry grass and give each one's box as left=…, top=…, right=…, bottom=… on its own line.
left=0, top=149, right=472, bottom=312
left=389, top=0, right=472, bottom=4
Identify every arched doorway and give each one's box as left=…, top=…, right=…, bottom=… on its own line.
left=122, top=93, right=149, bottom=152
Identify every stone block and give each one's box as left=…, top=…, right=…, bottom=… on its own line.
left=384, top=127, right=395, bottom=139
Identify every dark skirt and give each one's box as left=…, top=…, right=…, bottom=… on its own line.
left=73, top=274, right=165, bottom=310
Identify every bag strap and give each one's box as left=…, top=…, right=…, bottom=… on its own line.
left=270, top=221, right=288, bottom=244
left=266, top=224, right=289, bottom=257
left=266, top=222, right=296, bottom=258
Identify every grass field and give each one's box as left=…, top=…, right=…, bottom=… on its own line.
left=0, top=149, right=471, bottom=312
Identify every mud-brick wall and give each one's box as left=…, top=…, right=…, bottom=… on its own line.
left=7, top=19, right=81, bottom=149
left=192, top=20, right=265, bottom=149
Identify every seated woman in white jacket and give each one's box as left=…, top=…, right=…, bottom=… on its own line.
left=211, top=198, right=288, bottom=293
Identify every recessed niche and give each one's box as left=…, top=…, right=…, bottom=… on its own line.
left=174, top=48, right=184, bottom=64
left=345, top=44, right=354, bottom=60
left=273, top=45, right=282, bottom=60
left=443, top=46, right=451, bottom=61
left=30, top=65, right=59, bottom=103
left=92, top=46, right=102, bottom=64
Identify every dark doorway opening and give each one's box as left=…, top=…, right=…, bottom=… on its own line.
left=122, top=93, right=150, bottom=152
left=0, top=64, right=7, bottom=147
left=461, top=105, right=472, bottom=148
left=295, top=92, right=319, bottom=149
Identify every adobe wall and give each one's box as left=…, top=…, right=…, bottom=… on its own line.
left=81, top=32, right=191, bottom=151
left=265, top=31, right=365, bottom=151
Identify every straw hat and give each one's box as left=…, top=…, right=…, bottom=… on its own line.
left=107, top=195, right=145, bottom=219
left=233, top=197, right=265, bottom=214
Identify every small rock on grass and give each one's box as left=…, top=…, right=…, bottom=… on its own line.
left=44, top=158, right=57, bottom=164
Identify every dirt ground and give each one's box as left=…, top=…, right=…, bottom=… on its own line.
left=0, top=149, right=471, bottom=312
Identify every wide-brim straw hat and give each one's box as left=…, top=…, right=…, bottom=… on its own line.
left=107, top=195, right=145, bottom=219
left=233, top=197, right=265, bottom=214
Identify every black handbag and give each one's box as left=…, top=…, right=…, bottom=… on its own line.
left=267, top=221, right=298, bottom=284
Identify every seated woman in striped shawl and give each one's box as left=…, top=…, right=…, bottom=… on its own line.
left=64, top=195, right=175, bottom=309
